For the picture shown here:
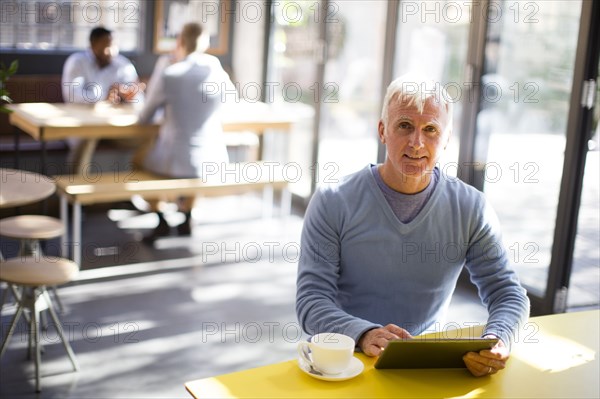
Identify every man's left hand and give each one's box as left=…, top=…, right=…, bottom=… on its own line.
left=462, top=335, right=509, bottom=377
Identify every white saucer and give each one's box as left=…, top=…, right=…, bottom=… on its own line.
left=298, top=356, right=364, bottom=382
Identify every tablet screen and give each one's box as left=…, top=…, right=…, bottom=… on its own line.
left=374, top=338, right=499, bottom=369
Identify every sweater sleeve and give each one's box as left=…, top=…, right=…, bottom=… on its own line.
left=464, top=194, right=530, bottom=349
left=296, top=188, right=380, bottom=343
left=137, top=66, right=167, bottom=125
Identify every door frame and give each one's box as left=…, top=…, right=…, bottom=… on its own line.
left=459, top=0, right=600, bottom=315
left=543, top=0, right=599, bottom=315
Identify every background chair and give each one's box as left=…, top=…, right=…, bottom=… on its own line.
left=0, top=256, right=79, bottom=392
left=0, top=215, right=66, bottom=311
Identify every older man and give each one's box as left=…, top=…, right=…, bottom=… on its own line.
left=296, top=75, right=529, bottom=377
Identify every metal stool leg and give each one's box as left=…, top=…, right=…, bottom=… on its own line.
left=18, top=239, right=42, bottom=257
left=0, top=300, right=24, bottom=357
left=32, top=293, right=42, bottom=392
left=24, top=290, right=46, bottom=362
left=60, top=196, right=69, bottom=259
left=43, top=289, right=78, bottom=371
left=50, top=286, right=64, bottom=314
left=0, top=284, right=30, bottom=324
left=0, top=283, right=11, bottom=312
left=28, top=307, right=33, bottom=360
left=0, top=257, right=79, bottom=393
left=73, top=201, right=82, bottom=266
left=2, top=284, right=21, bottom=305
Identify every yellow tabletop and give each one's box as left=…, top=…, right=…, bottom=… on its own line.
left=185, top=310, right=599, bottom=398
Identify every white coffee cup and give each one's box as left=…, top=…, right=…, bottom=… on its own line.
left=297, top=333, right=355, bottom=375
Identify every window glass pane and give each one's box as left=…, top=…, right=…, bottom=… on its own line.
left=0, top=0, right=143, bottom=51
left=57, top=27, right=74, bottom=49
left=0, top=24, right=14, bottom=47
left=474, top=0, right=582, bottom=296
left=393, top=0, right=472, bottom=176
left=317, top=0, right=386, bottom=183
left=266, top=0, right=322, bottom=197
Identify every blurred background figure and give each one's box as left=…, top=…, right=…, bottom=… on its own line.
left=61, top=26, right=145, bottom=170
left=136, top=22, right=237, bottom=244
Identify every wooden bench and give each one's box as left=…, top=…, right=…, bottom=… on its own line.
left=53, top=162, right=292, bottom=264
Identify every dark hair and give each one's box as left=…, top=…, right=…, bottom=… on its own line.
left=89, top=27, right=112, bottom=44
left=180, top=22, right=204, bottom=54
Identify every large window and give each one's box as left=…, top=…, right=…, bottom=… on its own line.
left=394, top=0, right=472, bottom=174
left=473, top=0, right=582, bottom=296
left=569, top=70, right=600, bottom=310
left=0, top=0, right=145, bottom=51
left=318, top=0, right=386, bottom=184
left=267, top=1, right=386, bottom=196
left=265, top=0, right=322, bottom=197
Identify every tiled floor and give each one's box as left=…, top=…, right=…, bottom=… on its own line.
left=1, top=201, right=489, bottom=398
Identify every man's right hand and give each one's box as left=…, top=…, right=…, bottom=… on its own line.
left=358, top=324, right=412, bottom=356
left=108, top=82, right=146, bottom=104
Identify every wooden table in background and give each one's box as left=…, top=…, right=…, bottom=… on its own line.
left=7, top=102, right=295, bottom=173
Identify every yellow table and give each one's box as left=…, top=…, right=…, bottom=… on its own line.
left=185, top=310, right=599, bottom=398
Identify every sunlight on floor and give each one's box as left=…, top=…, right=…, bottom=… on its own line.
left=192, top=284, right=245, bottom=303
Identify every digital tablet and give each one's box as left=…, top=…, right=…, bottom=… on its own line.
left=374, top=338, right=498, bottom=369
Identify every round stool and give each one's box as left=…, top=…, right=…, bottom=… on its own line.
left=0, top=215, right=65, bottom=256
left=1, top=215, right=67, bottom=313
left=0, top=257, right=79, bottom=392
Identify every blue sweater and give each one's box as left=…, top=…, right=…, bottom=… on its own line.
left=296, top=165, right=529, bottom=348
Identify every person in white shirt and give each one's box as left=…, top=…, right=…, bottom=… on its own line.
left=61, top=27, right=144, bottom=170
left=136, top=22, right=235, bottom=243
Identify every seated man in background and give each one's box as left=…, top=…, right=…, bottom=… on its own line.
left=296, top=75, right=530, bottom=377
left=136, top=22, right=236, bottom=243
left=61, top=26, right=144, bottom=171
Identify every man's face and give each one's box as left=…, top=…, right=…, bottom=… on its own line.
left=91, top=35, right=115, bottom=68
left=378, top=96, right=451, bottom=193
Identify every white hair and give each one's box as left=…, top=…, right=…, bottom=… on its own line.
left=381, top=74, right=453, bottom=133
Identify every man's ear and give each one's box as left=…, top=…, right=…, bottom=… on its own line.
left=378, top=120, right=386, bottom=143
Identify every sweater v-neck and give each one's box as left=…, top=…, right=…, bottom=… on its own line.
left=364, top=164, right=444, bottom=234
